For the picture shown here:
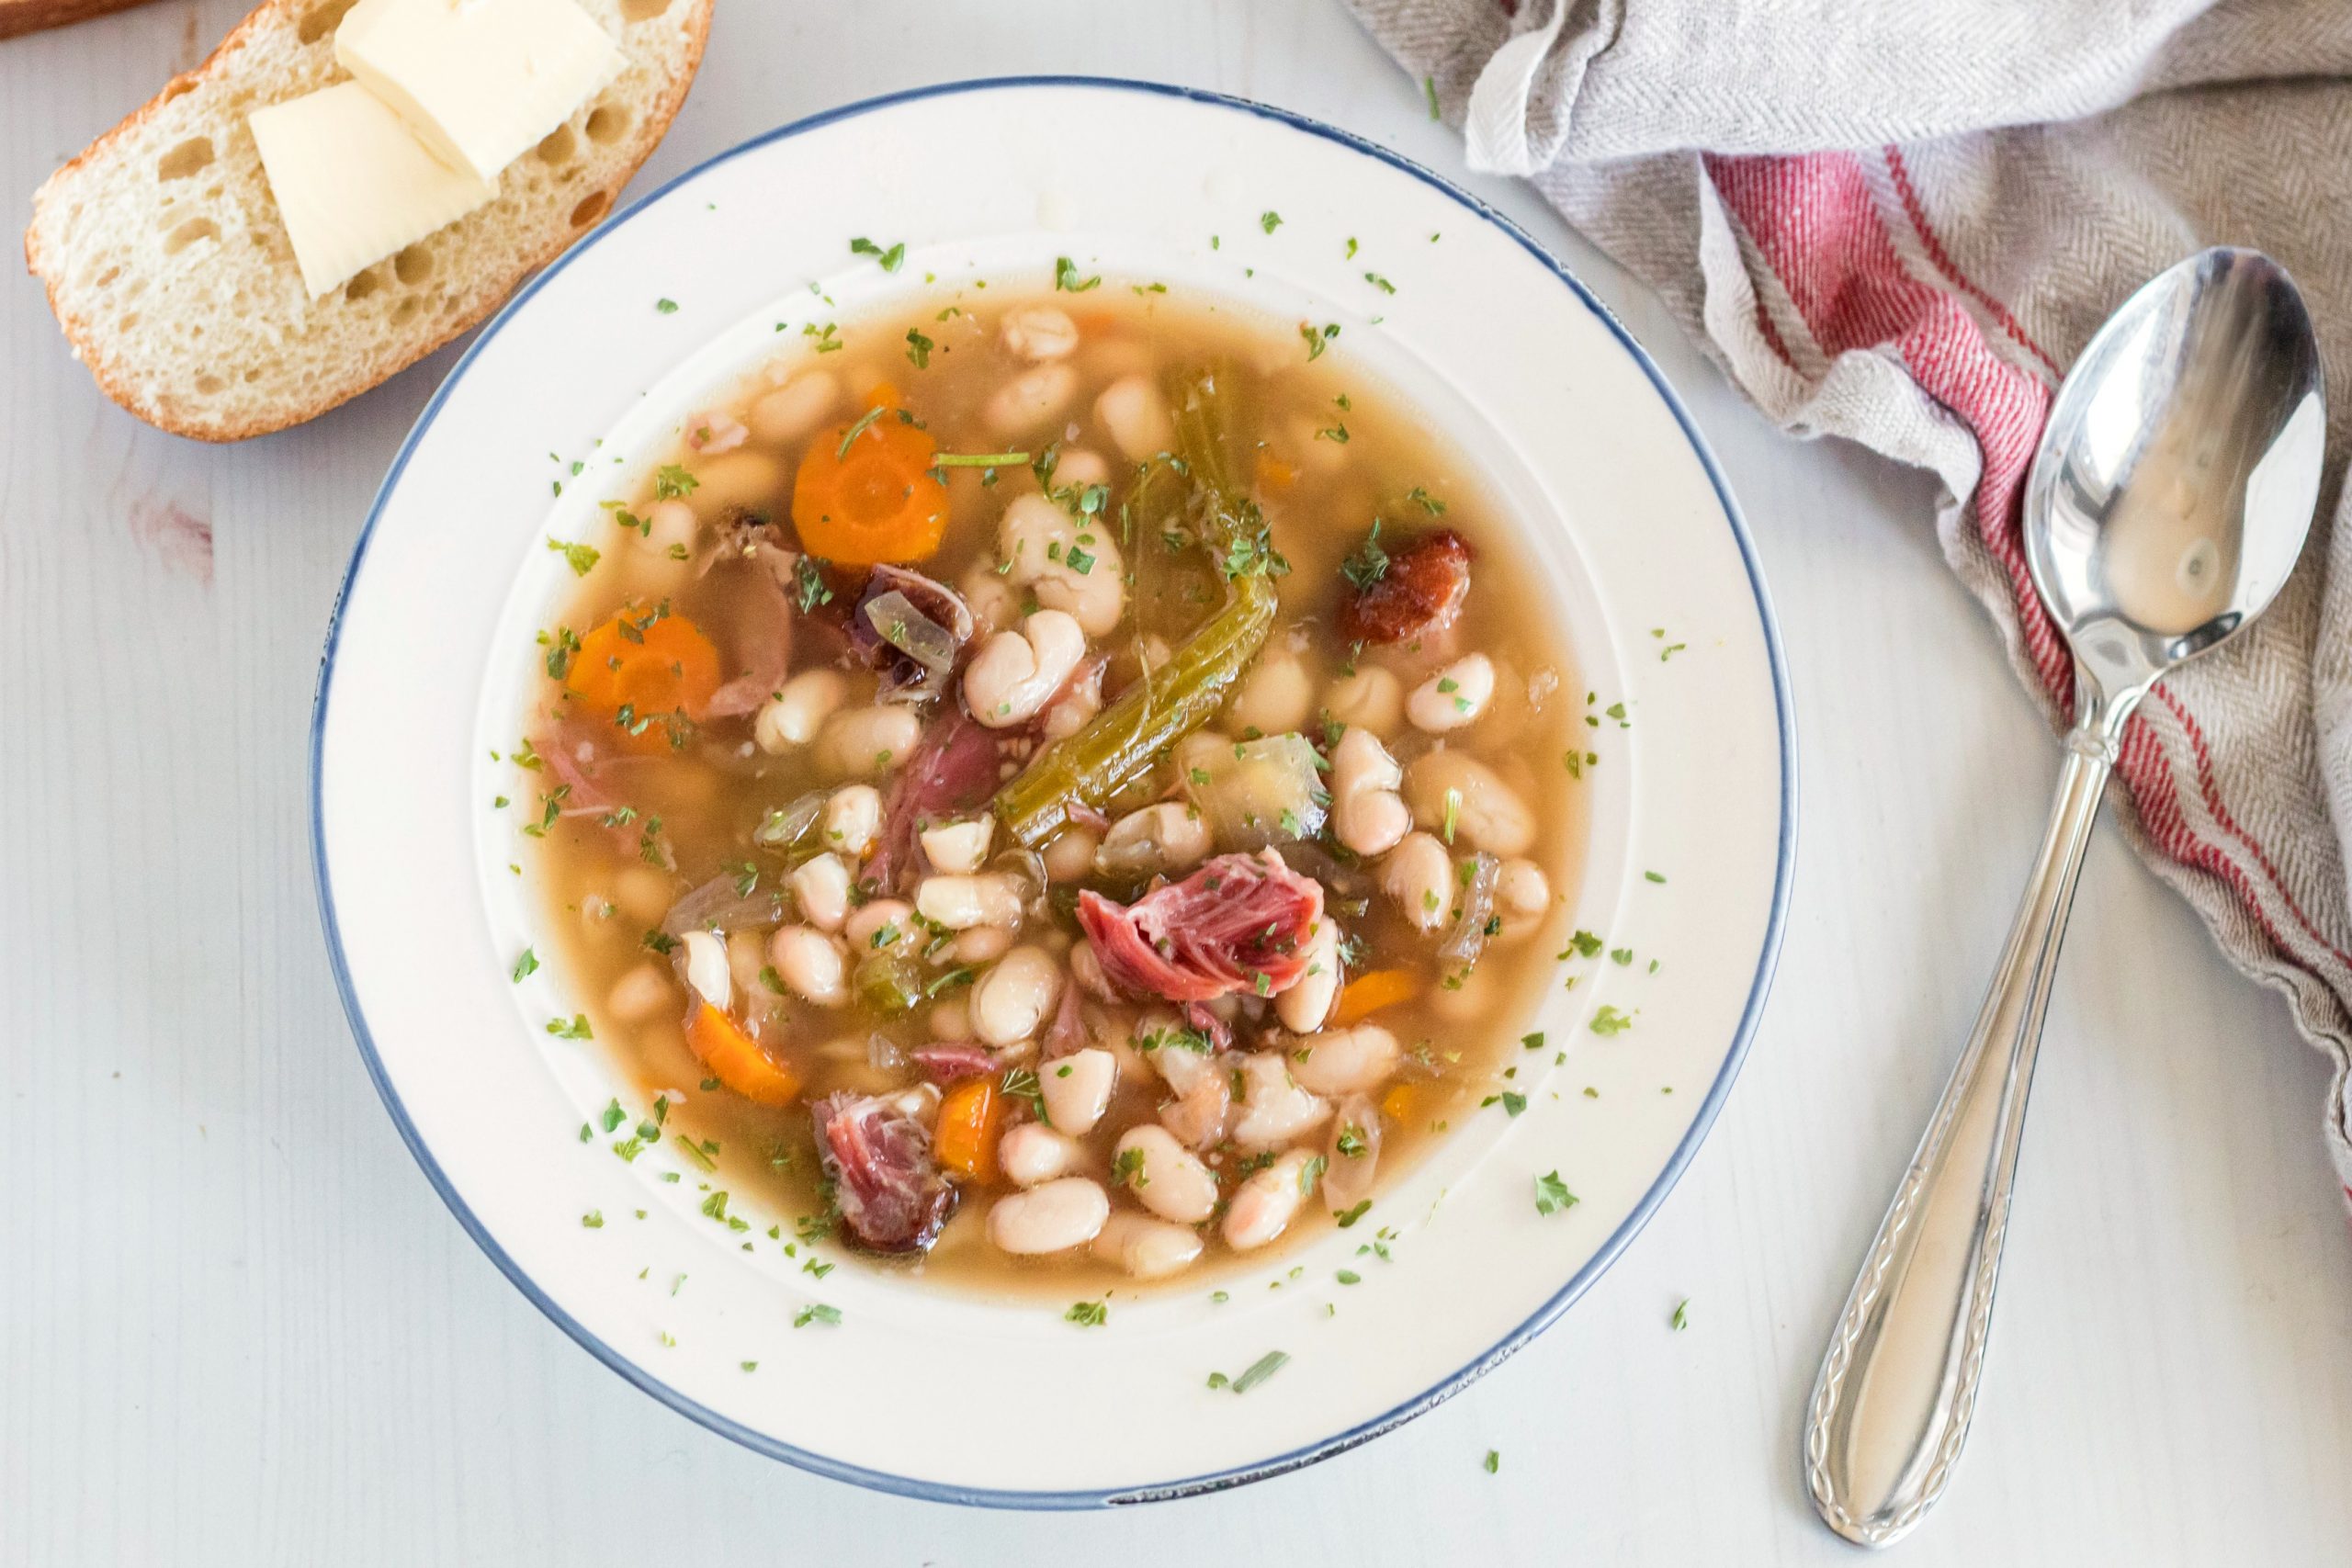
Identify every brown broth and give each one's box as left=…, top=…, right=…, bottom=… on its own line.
left=518, top=285, right=1586, bottom=1295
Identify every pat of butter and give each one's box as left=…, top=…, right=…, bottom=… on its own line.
left=336, top=0, right=625, bottom=185
left=249, top=82, right=497, bottom=298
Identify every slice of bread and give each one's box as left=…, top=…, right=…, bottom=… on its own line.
left=0, top=0, right=164, bottom=41
left=25, top=0, right=713, bottom=442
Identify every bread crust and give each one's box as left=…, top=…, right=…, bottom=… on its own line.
left=23, top=0, right=714, bottom=443
left=0, top=0, right=164, bottom=41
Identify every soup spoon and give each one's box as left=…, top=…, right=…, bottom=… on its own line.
left=1801, top=247, right=2325, bottom=1547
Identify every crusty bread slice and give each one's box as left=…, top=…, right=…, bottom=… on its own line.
left=0, top=0, right=164, bottom=41
left=25, top=0, right=712, bottom=442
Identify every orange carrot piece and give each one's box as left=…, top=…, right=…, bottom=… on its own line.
left=933, top=1076, right=1005, bottom=1182
left=684, top=1002, right=801, bottom=1107
left=1379, top=1082, right=1419, bottom=1126
left=1336, top=967, right=1418, bottom=1024
left=562, top=603, right=722, bottom=754
left=790, top=408, right=949, bottom=565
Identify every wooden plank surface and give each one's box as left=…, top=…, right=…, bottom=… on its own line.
left=4, top=2, right=2347, bottom=1563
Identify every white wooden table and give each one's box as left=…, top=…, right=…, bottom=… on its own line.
left=6, top=3, right=2347, bottom=1562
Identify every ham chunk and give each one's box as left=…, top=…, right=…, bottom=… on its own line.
left=1075, top=849, right=1325, bottom=1004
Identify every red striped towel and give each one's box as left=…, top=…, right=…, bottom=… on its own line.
left=1348, top=0, right=2352, bottom=1211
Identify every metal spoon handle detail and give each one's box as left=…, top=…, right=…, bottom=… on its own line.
left=1803, top=690, right=2137, bottom=1547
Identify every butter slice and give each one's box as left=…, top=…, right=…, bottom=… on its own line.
left=249, top=83, right=497, bottom=298
left=336, top=0, right=625, bottom=185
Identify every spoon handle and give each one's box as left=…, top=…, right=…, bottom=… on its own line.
left=1803, top=703, right=2131, bottom=1547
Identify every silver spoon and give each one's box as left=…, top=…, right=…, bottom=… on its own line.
left=1802, top=247, right=2326, bottom=1547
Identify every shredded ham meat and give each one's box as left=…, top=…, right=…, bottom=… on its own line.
left=810, top=1092, right=956, bottom=1254
left=1075, top=850, right=1325, bottom=1005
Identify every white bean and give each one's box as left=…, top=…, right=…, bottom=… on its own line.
left=1095, top=801, right=1213, bottom=879
left=1069, top=938, right=1115, bottom=1000
left=1229, top=1052, right=1331, bottom=1149
left=748, top=373, right=839, bottom=446
left=971, top=945, right=1062, bottom=1046
left=1042, top=826, right=1102, bottom=883
left=678, top=929, right=729, bottom=1010
left=1039, top=661, right=1102, bottom=741
left=788, top=853, right=852, bottom=932
left=958, top=558, right=1019, bottom=635
left=1000, top=304, right=1080, bottom=361
left=886, top=1080, right=942, bottom=1130
left=1093, top=373, right=1175, bottom=461
left=919, top=817, right=994, bottom=874
left=1290, top=1023, right=1400, bottom=1095
left=1329, top=726, right=1410, bottom=858
left=1324, top=665, right=1404, bottom=738
left=964, top=609, right=1087, bottom=728
left=984, top=362, right=1080, bottom=437
left=1112, top=1124, right=1218, bottom=1224
left=683, top=450, right=784, bottom=522
left=946, top=924, right=1015, bottom=966
left=988, top=1177, right=1109, bottom=1255
left=1041, top=1047, right=1117, bottom=1136
left=767, top=926, right=847, bottom=1006
left=998, top=493, right=1125, bottom=636
left=1498, top=858, right=1551, bottom=916
left=612, top=863, right=674, bottom=923
left=1384, top=830, right=1455, bottom=931
left=1091, top=1212, right=1204, bottom=1280
left=1275, top=918, right=1343, bottom=1033
left=999, top=1122, right=1087, bottom=1187
left=606, top=962, right=673, bottom=1023
left=754, top=669, right=846, bottom=753
left=632, top=499, right=698, bottom=558
left=844, top=898, right=911, bottom=952
left=916, top=874, right=1023, bottom=931
left=1227, top=653, right=1314, bottom=738
left=1051, top=447, right=1111, bottom=487
left=818, top=705, right=923, bottom=777
left=1223, top=1149, right=1320, bottom=1251
left=1408, top=653, right=1497, bottom=734
left=822, top=784, right=882, bottom=857
left=1402, top=750, right=1536, bottom=857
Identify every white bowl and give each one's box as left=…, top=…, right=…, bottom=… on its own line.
left=313, top=78, right=1794, bottom=1506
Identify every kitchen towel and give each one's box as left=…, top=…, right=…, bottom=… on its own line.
left=1344, top=0, right=2352, bottom=1208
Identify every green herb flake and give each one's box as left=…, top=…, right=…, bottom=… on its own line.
left=1363, top=271, right=1396, bottom=295
left=1226, top=1348, right=1290, bottom=1394
left=1534, top=1170, right=1577, bottom=1216
left=510, top=947, right=538, bottom=983
left=1054, top=255, right=1102, bottom=293
left=1065, top=1300, right=1109, bottom=1327
left=545, top=1014, right=592, bottom=1040
left=545, top=538, right=599, bottom=577
left=1670, top=1298, right=1690, bottom=1331
left=1260, top=210, right=1283, bottom=234
left=904, top=328, right=933, bottom=368
left=793, top=1303, right=842, bottom=1328
left=1485, top=1449, right=1500, bottom=1474
left=1590, top=1006, right=1634, bottom=1036
left=849, top=236, right=905, bottom=272
left=654, top=298, right=679, bottom=314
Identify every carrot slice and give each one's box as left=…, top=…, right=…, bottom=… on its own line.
left=933, top=1076, right=1005, bottom=1182
left=790, top=408, right=949, bottom=565
left=1379, top=1081, right=1420, bottom=1127
left=1335, top=967, right=1418, bottom=1024
left=684, top=1002, right=801, bottom=1107
left=562, top=603, right=722, bottom=754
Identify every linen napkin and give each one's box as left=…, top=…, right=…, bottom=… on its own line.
left=1342, top=0, right=2352, bottom=1209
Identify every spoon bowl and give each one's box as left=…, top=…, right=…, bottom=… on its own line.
left=2025, top=246, right=2325, bottom=697
left=1804, top=246, right=2324, bottom=1548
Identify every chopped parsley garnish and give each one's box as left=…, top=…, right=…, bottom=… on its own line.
left=1226, top=1348, right=1289, bottom=1394
left=510, top=947, right=537, bottom=982
left=1590, top=1005, right=1634, bottom=1036
left=1670, top=1298, right=1690, bottom=1331
left=1363, top=271, right=1396, bottom=294
left=582, top=1210, right=604, bottom=1228
left=1053, top=255, right=1102, bottom=293
left=836, top=405, right=888, bottom=460
left=1566, top=930, right=1603, bottom=958
left=1521, top=1031, right=1545, bottom=1051
left=1645, top=869, right=1668, bottom=884
left=545, top=537, right=599, bottom=577
left=1299, top=321, right=1340, bottom=360
left=544, top=1014, right=592, bottom=1040
left=1260, top=210, right=1283, bottom=233
left=904, top=328, right=933, bottom=368
left=849, top=236, right=905, bottom=272
left=1332, top=1199, right=1372, bottom=1228
left=1315, top=423, right=1350, bottom=445
left=793, top=1303, right=842, bottom=1328
left=1484, top=1450, right=1500, bottom=1474
left=1065, top=1300, right=1108, bottom=1327
left=651, top=463, right=698, bottom=500
left=1112, top=1145, right=1149, bottom=1188
left=793, top=554, right=834, bottom=612
left=1424, top=74, right=1441, bottom=119
left=1534, top=1170, right=1577, bottom=1215
left=654, top=298, right=678, bottom=314
left=1339, top=519, right=1388, bottom=590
